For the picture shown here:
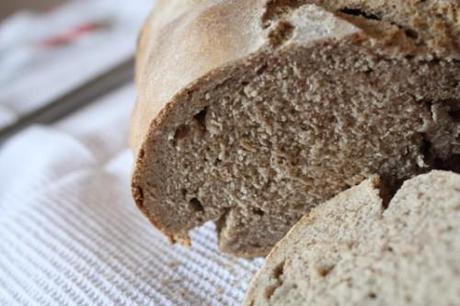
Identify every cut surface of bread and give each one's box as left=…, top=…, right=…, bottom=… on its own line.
left=130, top=0, right=460, bottom=257
left=243, top=171, right=460, bottom=306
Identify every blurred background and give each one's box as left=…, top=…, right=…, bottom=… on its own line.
left=0, top=0, right=151, bottom=132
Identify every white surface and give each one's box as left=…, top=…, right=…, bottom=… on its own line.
left=0, top=85, right=264, bottom=305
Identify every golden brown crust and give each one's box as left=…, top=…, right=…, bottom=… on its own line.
left=130, top=0, right=268, bottom=155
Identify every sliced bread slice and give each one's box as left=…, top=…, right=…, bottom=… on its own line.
left=243, top=170, right=460, bottom=305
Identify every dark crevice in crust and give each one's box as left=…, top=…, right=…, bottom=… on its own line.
left=336, top=6, right=420, bottom=44
left=338, top=7, right=381, bottom=21
left=215, top=207, right=232, bottom=234
left=377, top=176, right=403, bottom=210
left=379, top=97, right=460, bottom=209
left=252, top=207, right=265, bottom=216
left=379, top=134, right=460, bottom=211
left=368, top=292, right=378, bottom=299
left=316, top=264, right=335, bottom=277
left=420, top=99, right=460, bottom=173
left=449, top=107, right=460, bottom=122
left=439, top=154, right=460, bottom=173
left=421, top=137, right=460, bottom=173
left=189, top=197, right=205, bottom=213
left=193, top=107, right=208, bottom=133
left=262, top=0, right=304, bottom=28
left=256, top=63, right=269, bottom=75
left=172, top=107, right=208, bottom=147
left=173, top=125, right=190, bottom=146
left=268, top=21, right=294, bottom=47
left=132, top=185, right=145, bottom=208
left=420, top=136, right=435, bottom=168
left=264, top=261, right=286, bottom=300
left=138, top=148, right=145, bottom=159
left=261, top=0, right=299, bottom=49
left=404, top=28, right=419, bottom=40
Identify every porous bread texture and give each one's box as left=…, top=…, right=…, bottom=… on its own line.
left=130, top=0, right=460, bottom=257
left=243, top=171, right=460, bottom=306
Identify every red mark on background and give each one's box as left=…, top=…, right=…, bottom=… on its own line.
left=40, top=20, right=111, bottom=48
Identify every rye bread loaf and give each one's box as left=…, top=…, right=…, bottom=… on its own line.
left=243, top=170, right=460, bottom=306
left=130, top=0, right=460, bottom=257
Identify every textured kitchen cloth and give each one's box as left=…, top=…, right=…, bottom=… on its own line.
left=0, top=85, right=264, bottom=306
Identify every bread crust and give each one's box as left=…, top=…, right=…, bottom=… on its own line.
left=130, top=0, right=460, bottom=254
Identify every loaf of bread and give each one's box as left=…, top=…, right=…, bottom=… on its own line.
left=130, top=0, right=460, bottom=257
left=243, top=171, right=460, bottom=306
